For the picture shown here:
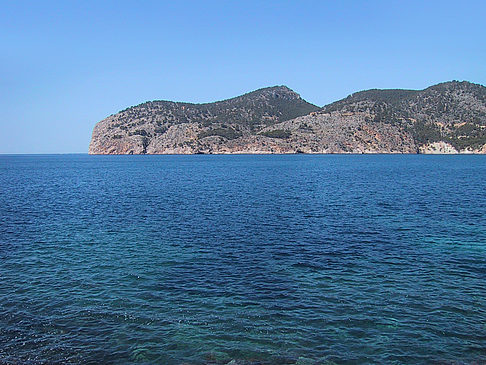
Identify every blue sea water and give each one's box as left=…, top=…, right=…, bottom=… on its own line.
left=0, top=154, right=485, bottom=364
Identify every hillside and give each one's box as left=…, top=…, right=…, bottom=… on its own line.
left=89, top=81, right=486, bottom=154
left=318, top=81, right=486, bottom=152
left=88, top=86, right=319, bottom=154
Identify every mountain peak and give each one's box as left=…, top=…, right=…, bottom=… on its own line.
left=235, top=85, right=302, bottom=101
left=425, top=80, right=485, bottom=92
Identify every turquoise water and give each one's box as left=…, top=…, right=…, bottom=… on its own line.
left=1, top=154, right=485, bottom=364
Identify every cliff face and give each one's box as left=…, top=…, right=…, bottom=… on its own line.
left=89, top=81, right=486, bottom=154
left=88, top=86, right=318, bottom=154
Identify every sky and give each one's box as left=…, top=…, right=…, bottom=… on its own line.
left=1, top=0, right=485, bottom=153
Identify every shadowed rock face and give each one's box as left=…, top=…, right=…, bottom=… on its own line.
left=89, top=81, right=486, bottom=154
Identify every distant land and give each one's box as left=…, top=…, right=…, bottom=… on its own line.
left=89, top=81, right=486, bottom=154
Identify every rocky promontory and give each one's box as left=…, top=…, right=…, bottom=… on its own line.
left=89, top=81, right=486, bottom=154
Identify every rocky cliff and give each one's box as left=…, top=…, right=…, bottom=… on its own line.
left=89, top=81, right=486, bottom=154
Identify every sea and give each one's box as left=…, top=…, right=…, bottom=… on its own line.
left=0, top=154, right=485, bottom=364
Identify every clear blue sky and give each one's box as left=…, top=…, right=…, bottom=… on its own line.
left=1, top=0, right=485, bottom=153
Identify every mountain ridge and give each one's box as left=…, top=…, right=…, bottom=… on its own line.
left=118, top=85, right=301, bottom=111
left=89, top=81, right=486, bottom=154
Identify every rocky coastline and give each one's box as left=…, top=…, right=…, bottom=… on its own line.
left=89, top=81, right=486, bottom=155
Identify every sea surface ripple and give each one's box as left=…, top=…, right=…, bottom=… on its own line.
left=0, top=154, right=485, bottom=364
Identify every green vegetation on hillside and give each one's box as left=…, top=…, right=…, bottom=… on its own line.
left=260, top=129, right=291, bottom=139
left=93, top=81, right=486, bottom=154
left=322, top=81, right=486, bottom=150
left=409, top=121, right=442, bottom=145
left=114, top=86, right=319, bottom=132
